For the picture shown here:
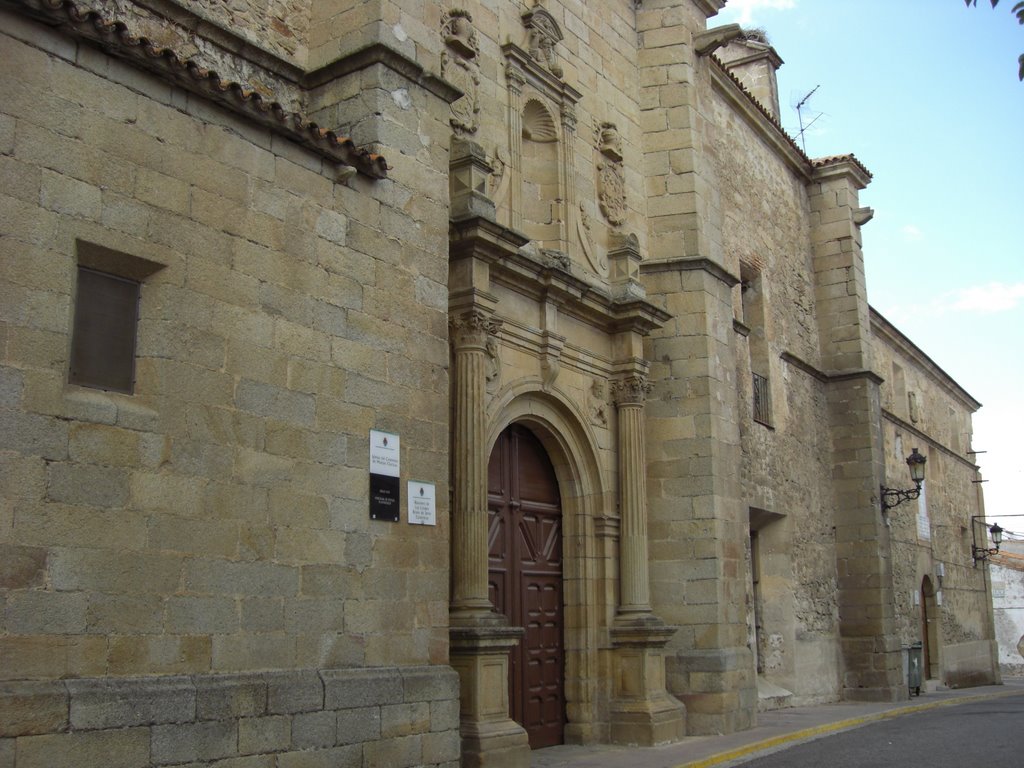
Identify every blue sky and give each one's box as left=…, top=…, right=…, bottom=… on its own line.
left=715, top=0, right=1024, bottom=533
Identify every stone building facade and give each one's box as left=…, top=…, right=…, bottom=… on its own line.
left=0, top=0, right=998, bottom=766
left=990, top=542, right=1024, bottom=677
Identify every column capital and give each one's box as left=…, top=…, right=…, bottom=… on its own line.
left=612, top=374, right=651, bottom=407
left=450, top=308, right=501, bottom=351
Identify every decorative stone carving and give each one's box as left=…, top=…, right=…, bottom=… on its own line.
left=485, top=334, right=501, bottom=395
left=599, top=122, right=623, bottom=162
left=577, top=202, right=608, bottom=275
left=523, top=7, right=563, bottom=77
left=450, top=309, right=501, bottom=351
left=442, top=9, right=480, bottom=135
left=598, top=123, right=627, bottom=227
left=561, top=103, right=578, bottom=132
left=443, top=8, right=478, bottom=58
left=589, top=378, right=609, bottom=427
left=612, top=374, right=652, bottom=406
left=542, top=249, right=571, bottom=271
left=489, top=146, right=510, bottom=204
left=522, top=99, right=559, bottom=142
left=539, top=331, right=565, bottom=391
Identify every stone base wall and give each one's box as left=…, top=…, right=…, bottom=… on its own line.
left=0, top=665, right=460, bottom=768
left=942, top=640, right=999, bottom=689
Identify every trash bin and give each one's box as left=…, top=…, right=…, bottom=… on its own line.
left=907, top=641, right=923, bottom=696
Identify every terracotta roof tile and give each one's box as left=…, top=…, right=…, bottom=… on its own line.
left=711, top=55, right=872, bottom=180
left=16, top=0, right=388, bottom=178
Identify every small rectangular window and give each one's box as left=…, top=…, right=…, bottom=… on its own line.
left=69, top=266, right=141, bottom=393
left=752, top=371, right=772, bottom=427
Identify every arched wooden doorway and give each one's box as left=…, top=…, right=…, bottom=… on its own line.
left=487, top=424, right=565, bottom=749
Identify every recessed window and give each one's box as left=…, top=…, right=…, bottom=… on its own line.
left=69, top=267, right=141, bottom=393
left=68, top=241, right=164, bottom=395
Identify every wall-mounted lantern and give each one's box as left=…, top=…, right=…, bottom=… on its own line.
left=880, top=448, right=927, bottom=514
left=971, top=517, right=1004, bottom=566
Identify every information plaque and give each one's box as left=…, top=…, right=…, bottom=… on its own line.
left=369, top=429, right=400, bottom=522
left=408, top=482, right=437, bottom=526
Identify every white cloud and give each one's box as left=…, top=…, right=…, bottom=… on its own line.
left=880, top=282, right=1024, bottom=322
left=721, top=0, right=797, bottom=25
left=900, top=224, right=923, bottom=242
left=950, top=282, right=1024, bottom=313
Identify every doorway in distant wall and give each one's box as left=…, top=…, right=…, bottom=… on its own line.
left=921, top=576, right=940, bottom=680
left=487, top=424, right=565, bottom=749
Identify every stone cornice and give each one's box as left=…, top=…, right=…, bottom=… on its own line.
left=639, top=256, right=740, bottom=288
left=881, top=408, right=982, bottom=472
left=693, top=0, right=727, bottom=18
left=502, top=42, right=583, bottom=106
left=870, top=307, right=982, bottom=412
left=780, top=351, right=884, bottom=386
left=451, top=216, right=670, bottom=337
left=811, top=155, right=872, bottom=190
left=4, top=0, right=394, bottom=177
left=305, top=42, right=461, bottom=105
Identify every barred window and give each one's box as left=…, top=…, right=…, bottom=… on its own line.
left=69, top=242, right=164, bottom=394
left=752, top=372, right=772, bottom=427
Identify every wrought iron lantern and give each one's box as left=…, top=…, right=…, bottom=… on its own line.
left=971, top=518, right=1004, bottom=565
left=880, top=448, right=927, bottom=513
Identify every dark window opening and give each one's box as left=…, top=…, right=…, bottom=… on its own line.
left=752, top=371, right=772, bottom=427
left=69, top=266, right=141, bottom=394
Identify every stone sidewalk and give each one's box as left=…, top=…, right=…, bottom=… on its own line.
left=532, top=679, right=1024, bottom=768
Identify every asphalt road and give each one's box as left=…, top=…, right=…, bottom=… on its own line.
left=732, top=693, right=1024, bottom=768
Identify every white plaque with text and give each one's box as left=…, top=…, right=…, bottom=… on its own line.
left=408, top=481, right=437, bottom=526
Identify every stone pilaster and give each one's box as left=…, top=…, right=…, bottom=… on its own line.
left=810, top=158, right=904, bottom=702
left=607, top=366, right=685, bottom=746
left=641, top=258, right=756, bottom=736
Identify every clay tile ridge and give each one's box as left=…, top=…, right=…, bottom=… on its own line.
left=811, top=153, right=873, bottom=180
left=27, top=0, right=388, bottom=178
left=711, top=54, right=811, bottom=165
left=711, top=54, right=872, bottom=180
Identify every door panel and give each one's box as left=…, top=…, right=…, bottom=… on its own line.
left=488, top=425, right=564, bottom=749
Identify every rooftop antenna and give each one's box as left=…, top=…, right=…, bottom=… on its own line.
left=794, top=84, right=821, bottom=154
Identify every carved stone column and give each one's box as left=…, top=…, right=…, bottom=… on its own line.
left=449, top=300, right=531, bottom=767
left=608, top=367, right=686, bottom=746
left=612, top=373, right=655, bottom=618
left=450, top=308, right=501, bottom=623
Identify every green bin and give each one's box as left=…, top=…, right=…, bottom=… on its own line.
left=907, top=641, right=923, bottom=696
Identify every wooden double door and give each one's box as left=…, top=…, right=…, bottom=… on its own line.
left=487, top=425, right=565, bottom=749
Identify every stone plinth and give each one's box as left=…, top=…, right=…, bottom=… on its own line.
left=450, top=626, right=530, bottom=768
left=609, top=620, right=686, bottom=746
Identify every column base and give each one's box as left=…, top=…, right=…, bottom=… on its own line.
left=609, top=620, right=685, bottom=746
left=450, top=625, right=530, bottom=768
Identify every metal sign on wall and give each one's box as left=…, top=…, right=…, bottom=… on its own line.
left=369, top=429, right=400, bottom=522
left=408, top=481, right=436, bottom=526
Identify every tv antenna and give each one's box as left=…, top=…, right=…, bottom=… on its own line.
left=794, top=85, right=822, bottom=154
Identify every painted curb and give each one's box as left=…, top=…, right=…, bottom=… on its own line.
left=675, top=687, right=1023, bottom=768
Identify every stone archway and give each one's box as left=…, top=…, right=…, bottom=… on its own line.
left=486, top=387, right=605, bottom=746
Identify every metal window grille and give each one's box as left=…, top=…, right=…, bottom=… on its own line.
left=752, top=372, right=771, bottom=427
left=69, top=266, right=141, bottom=394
